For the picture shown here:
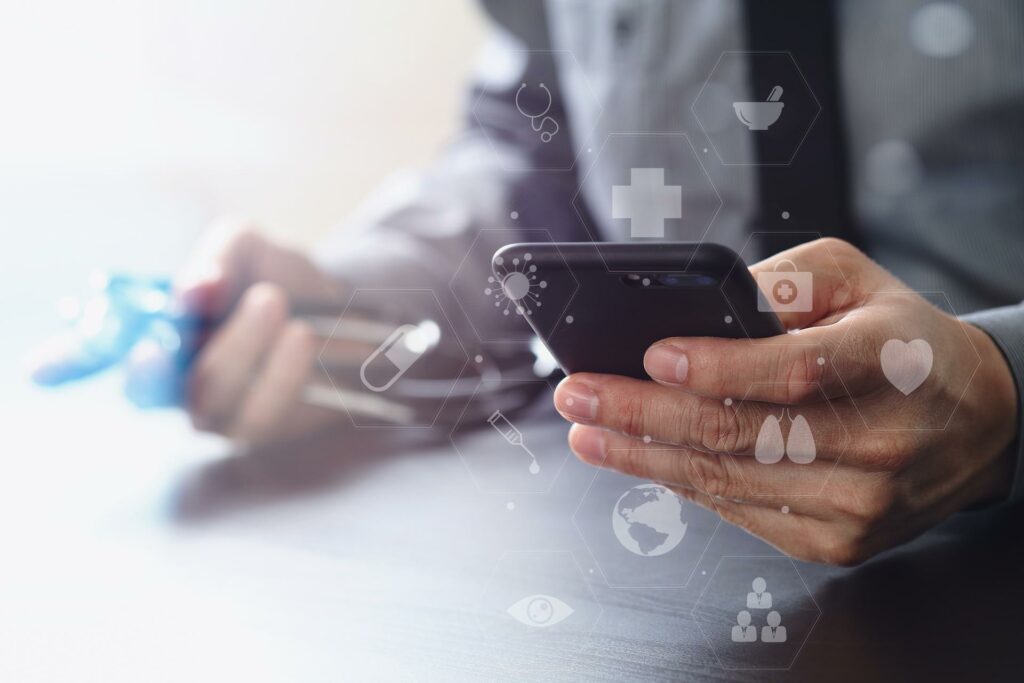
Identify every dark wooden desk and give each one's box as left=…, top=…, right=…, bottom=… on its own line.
left=4, top=374, right=1023, bottom=682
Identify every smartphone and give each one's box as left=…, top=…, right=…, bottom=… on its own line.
left=491, top=242, right=783, bottom=379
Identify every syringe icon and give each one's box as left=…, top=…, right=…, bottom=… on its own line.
left=487, top=410, right=540, bottom=475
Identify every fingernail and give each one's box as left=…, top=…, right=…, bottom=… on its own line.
left=645, top=344, right=689, bottom=384
left=571, top=427, right=605, bottom=465
left=555, top=379, right=599, bottom=422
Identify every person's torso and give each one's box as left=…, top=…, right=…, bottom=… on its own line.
left=532, top=0, right=1024, bottom=313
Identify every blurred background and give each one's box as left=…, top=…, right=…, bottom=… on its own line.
left=1, top=0, right=484, bottom=349
left=0, top=4, right=486, bottom=679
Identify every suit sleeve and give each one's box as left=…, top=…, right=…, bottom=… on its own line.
left=963, top=304, right=1024, bottom=502
left=312, top=9, right=586, bottom=401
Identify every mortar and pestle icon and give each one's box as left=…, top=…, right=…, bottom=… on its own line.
left=733, top=85, right=784, bottom=131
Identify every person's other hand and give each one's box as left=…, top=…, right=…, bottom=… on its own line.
left=133, top=219, right=346, bottom=446
left=554, top=238, right=1018, bottom=566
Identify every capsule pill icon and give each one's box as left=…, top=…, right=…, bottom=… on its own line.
left=360, top=323, right=431, bottom=393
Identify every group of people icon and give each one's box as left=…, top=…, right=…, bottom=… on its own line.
left=731, top=577, right=787, bottom=643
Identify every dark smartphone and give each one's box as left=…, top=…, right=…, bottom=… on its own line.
left=491, top=242, right=783, bottom=379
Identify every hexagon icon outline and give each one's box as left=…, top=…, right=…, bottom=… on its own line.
left=448, top=378, right=569, bottom=495
left=831, top=290, right=982, bottom=432
left=691, top=51, right=822, bottom=167
left=316, top=287, right=468, bottom=429
left=448, top=228, right=580, bottom=345
left=474, top=550, right=604, bottom=674
left=572, top=460, right=722, bottom=589
left=569, top=132, right=723, bottom=273
left=691, top=555, right=821, bottom=671
left=717, top=232, right=850, bottom=346
left=726, top=381, right=852, bottom=498
left=469, top=49, right=603, bottom=173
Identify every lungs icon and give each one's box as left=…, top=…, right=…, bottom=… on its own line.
left=755, top=412, right=816, bottom=465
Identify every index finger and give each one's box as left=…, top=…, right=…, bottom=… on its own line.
left=554, top=372, right=850, bottom=460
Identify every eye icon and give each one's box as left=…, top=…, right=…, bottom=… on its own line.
left=506, top=594, right=574, bottom=628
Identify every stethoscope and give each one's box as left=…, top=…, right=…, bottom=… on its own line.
left=33, top=272, right=549, bottom=425
left=515, top=82, right=559, bottom=143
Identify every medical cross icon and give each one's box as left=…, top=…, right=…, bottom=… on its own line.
left=612, top=168, right=682, bottom=239
left=773, top=279, right=797, bottom=304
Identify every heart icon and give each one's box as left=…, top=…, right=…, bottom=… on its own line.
left=880, top=339, right=933, bottom=395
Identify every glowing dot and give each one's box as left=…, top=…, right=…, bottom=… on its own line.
left=701, top=570, right=707, bottom=576
left=507, top=502, right=515, bottom=511
left=474, top=355, right=483, bottom=363
left=724, top=315, right=733, bottom=324
left=781, top=505, right=790, bottom=514
left=866, top=140, right=923, bottom=197
left=781, top=211, right=790, bottom=220
left=589, top=568, right=595, bottom=574
left=817, top=357, right=825, bottom=365
left=642, top=277, right=651, bottom=286
left=565, top=315, right=574, bottom=324
left=495, top=256, right=504, bottom=266
left=587, top=147, right=592, bottom=153
left=724, top=398, right=733, bottom=407
left=510, top=211, right=519, bottom=220
left=910, top=3, right=974, bottom=58
left=703, top=148, right=708, bottom=153
left=566, top=398, right=575, bottom=407
left=643, top=435, right=652, bottom=444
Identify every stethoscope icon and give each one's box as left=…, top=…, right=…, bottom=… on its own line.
left=515, top=82, right=559, bottom=143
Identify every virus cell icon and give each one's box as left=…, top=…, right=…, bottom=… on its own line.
left=486, top=252, right=547, bottom=317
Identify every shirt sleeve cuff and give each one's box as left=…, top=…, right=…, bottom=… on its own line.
left=963, top=304, right=1024, bottom=503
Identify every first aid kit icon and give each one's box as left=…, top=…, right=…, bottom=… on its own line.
left=757, top=259, right=813, bottom=313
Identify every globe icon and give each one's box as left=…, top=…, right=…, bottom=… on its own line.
left=611, top=484, right=688, bottom=557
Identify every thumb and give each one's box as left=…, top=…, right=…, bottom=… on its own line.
left=747, top=237, right=882, bottom=330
